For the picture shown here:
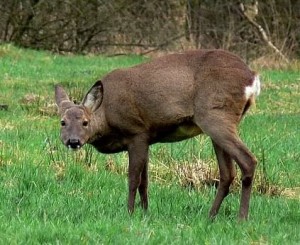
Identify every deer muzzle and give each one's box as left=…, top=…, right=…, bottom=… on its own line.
left=66, top=138, right=82, bottom=150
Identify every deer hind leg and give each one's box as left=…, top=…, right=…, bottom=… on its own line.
left=209, top=140, right=236, bottom=218
left=194, top=115, right=257, bottom=220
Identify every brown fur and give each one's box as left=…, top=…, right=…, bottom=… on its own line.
left=55, top=49, right=259, bottom=220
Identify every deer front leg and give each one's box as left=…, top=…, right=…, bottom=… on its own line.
left=138, top=161, right=148, bottom=210
left=127, top=133, right=149, bottom=213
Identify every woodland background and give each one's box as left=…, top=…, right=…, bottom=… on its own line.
left=0, top=0, right=299, bottom=61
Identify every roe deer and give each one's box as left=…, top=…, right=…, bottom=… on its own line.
left=55, top=49, right=260, bottom=220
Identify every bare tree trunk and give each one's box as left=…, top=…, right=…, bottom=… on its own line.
left=11, top=0, right=41, bottom=43
left=185, top=0, right=201, bottom=48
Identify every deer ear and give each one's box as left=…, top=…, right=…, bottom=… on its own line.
left=55, top=84, right=74, bottom=114
left=82, top=80, right=103, bottom=112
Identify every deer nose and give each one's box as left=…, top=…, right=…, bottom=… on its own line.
left=67, top=139, right=82, bottom=149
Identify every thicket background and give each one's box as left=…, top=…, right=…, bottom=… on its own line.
left=0, top=0, right=299, bottom=61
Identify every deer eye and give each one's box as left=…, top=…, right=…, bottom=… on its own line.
left=83, top=120, right=89, bottom=127
left=60, top=120, right=66, bottom=127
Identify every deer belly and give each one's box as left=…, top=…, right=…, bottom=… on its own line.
left=156, top=124, right=202, bottom=143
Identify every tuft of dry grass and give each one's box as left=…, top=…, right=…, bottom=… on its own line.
left=19, top=93, right=58, bottom=116
left=104, top=155, right=285, bottom=197
left=104, top=156, right=219, bottom=189
left=52, top=161, right=66, bottom=181
left=173, top=160, right=219, bottom=190
left=281, top=187, right=300, bottom=200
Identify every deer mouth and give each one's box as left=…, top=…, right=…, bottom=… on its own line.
left=66, top=139, right=83, bottom=150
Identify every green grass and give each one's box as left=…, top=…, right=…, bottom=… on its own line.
left=0, top=44, right=299, bottom=244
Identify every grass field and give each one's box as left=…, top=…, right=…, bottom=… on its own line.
left=0, top=44, right=299, bottom=244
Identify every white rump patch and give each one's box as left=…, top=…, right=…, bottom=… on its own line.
left=245, top=75, right=261, bottom=100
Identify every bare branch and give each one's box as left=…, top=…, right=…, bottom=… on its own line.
left=240, top=1, right=289, bottom=63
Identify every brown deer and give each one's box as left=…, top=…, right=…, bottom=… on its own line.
left=55, top=49, right=260, bottom=220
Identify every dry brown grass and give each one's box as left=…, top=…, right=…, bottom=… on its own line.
left=19, top=93, right=57, bottom=116
left=250, top=56, right=300, bottom=71
left=281, top=187, right=300, bottom=200
left=103, top=156, right=285, bottom=196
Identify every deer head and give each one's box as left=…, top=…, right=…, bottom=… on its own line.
left=54, top=81, right=103, bottom=150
